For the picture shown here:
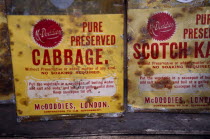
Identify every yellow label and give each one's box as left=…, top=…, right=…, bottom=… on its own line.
left=8, top=14, right=124, bottom=116
left=128, top=7, right=210, bottom=110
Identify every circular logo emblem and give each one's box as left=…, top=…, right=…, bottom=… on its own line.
left=147, top=12, right=176, bottom=41
left=32, top=19, right=63, bottom=48
left=176, top=0, right=194, bottom=3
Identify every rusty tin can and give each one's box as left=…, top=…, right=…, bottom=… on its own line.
left=7, top=0, right=124, bottom=122
left=0, top=0, right=14, bottom=104
left=127, top=0, right=210, bottom=113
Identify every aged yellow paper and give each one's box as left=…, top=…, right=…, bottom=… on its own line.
left=8, top=14, right=124, bottom=116
left=128, top=7, right=210, bottom=111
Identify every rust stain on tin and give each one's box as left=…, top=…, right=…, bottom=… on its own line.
left=10, top=41, right=14, bottom=45
left=17, top=110, right=23, bottom=115
left=185, top=61, right=194, bottom=68
left=20, top=98, right=29, bottom=106
left=107, top=50, right=114, bottom=55
left=18, top=51, right=23, bottom=56
left=134, top=70, right=142, bottom=76
left=189, top=7, right=203, bottom=14
left=127, top=33, right=134, bottom=44
left=112, top=94, right=121, bottom=100
left=127, top=16, right=133, bottom=23
left=187, top=46, right=195, bottom=57
left=144, top=67, right=154, bottom=77
left=138, top=58, right=149, bottom=68
left=15, top=78, right=19, bottom=82
left=182, top=8, right=188, bottom=12
left=59, top=18, right=64, bottom=22
left=173, top=13, right=184, bottom=19
left=29, top=20, right=35, bottom=26
left=16, top=93, right=21, bottom=96
left=75, top=22, right=83, bottom=27
left=85, top=97, right=93, bottom=103
left=16, top=24, right=21, bottom=29
left=182, top=7, right=203, bottom=14
left=117, top=103, right=124, bottom=111
left=0, top=23, right=8, bottom=41
left=131, top=100, right=136, bottom=104
left=9, top=30, right=13, bottom=37
left=59, top=23, right=64, bottom=27
left=69, top=17, right=75, bottom=23
left=136, top=26, right=152, bottom=44
left=151, top=78, right=174, bottom=89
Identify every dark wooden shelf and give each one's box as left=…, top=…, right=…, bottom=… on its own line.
left=1, top=104, right=210, bottom=137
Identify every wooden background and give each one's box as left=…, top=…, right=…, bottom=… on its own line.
left=1, top=104, right=210, bottom=137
